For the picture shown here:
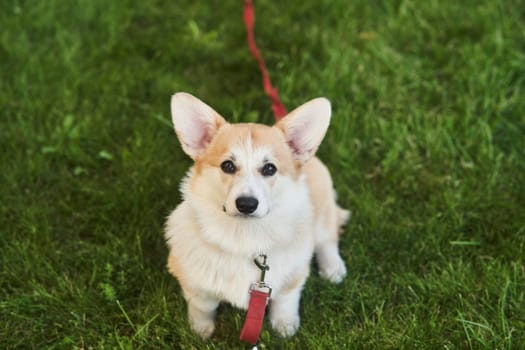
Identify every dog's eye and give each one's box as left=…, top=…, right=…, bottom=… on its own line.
left=220, top=160, right=236, bottom=174
left=261, top=163, right=277, bottom=177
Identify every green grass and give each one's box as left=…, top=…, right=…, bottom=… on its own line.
left=1, top=0, right=524, bottom=348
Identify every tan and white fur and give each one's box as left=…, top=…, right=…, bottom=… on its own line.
left=165, top=92, right=349, bottom=339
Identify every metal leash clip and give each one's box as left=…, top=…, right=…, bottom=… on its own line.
left=250, top=254, right=272, bottom=298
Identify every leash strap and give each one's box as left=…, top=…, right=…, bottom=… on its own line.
left=239, top=289, right=270, bottom=344
left=240, top=255, right=272, bottom=345
left=243, top=0, right=287, bottom=120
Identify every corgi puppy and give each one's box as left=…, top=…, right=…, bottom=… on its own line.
left=165, top=93, right=349, bottom=339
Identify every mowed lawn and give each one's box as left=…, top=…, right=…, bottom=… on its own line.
left=1, top=0, right=524, bottom=349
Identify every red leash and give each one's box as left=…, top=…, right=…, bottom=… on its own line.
left=241, top=2, right=285, bottom=345
left=239, top=255, right=272, bottom=346
left=239, top=289, right=270, bottom=344
left=243, top=0, right=287, bottom=120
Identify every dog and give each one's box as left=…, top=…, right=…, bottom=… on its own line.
left=164, top=92, right=349, bottom=339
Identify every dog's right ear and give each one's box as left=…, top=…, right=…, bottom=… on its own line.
left=170, top=93, right=227, bottom=160
left=276, top=97, right=331, bottom=164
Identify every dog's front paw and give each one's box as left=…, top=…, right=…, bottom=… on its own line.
left=319, top=255, right=347, bottom=284
left=189, top=318, right=215, bottom=339
left=271, top=315, right=300, bottom=338
left=186, top=296, right=218, bottom=339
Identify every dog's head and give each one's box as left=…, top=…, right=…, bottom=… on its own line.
left=170, top=93, right=331, bottom=219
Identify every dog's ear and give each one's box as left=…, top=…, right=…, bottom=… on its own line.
left=276, top=98, right=331, bottom=164
left=170, top=93, right=227, bottom=160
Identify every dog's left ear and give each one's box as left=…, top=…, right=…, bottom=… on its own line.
left=276, top=98, right=331, bottom=164
left=170, top=93, right=227, bottom=160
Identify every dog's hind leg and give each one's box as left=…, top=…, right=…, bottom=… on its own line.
left=315, top=200, right=349, bottom=284
left=316, top=240, right=347, bottom=283
left=303, top=158, right=349, bottom=283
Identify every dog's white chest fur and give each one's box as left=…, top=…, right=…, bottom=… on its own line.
left=165, top=172, right=314, bottom=309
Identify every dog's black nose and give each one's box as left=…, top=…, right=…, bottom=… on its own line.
left=235, top=196, right=259, bottom=214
